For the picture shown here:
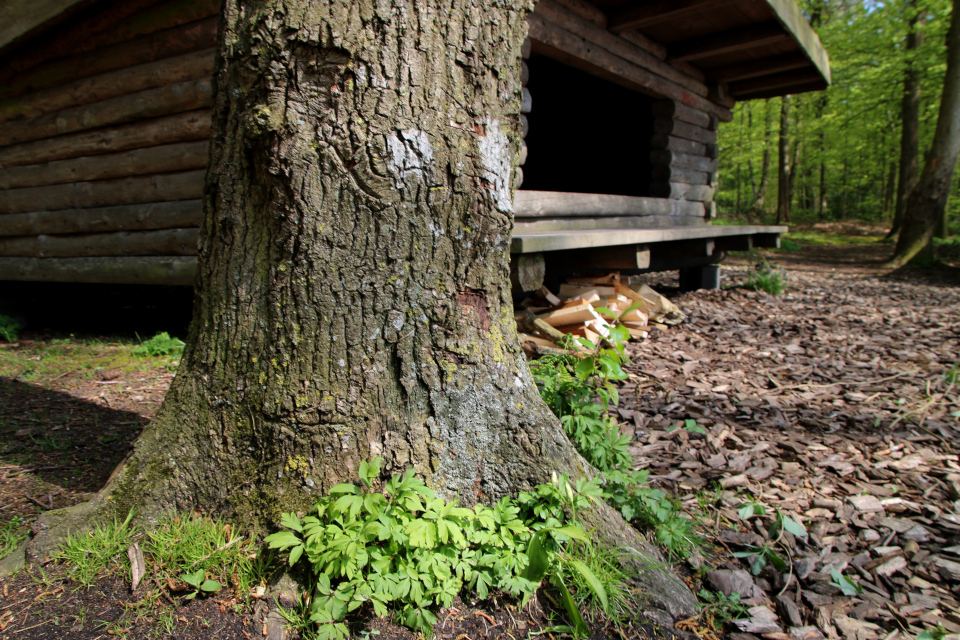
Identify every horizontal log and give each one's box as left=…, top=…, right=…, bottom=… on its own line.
left=0, top=170, right=205, bottom=214
left=519, top=142, right=528, bottom=165
left=521, top=88, right=532, bottom=113
left=652, top=118, right=717, bottom=145
left=0, top=49, right=215, bottom=124
left=0, top=256, right=197, bottom=285
left=734, top=80, right=826, bottom=102
left=649, top=150, right=719, bottom=173
left=710, top=52, right=811, bottom=83
left=0, top=79, right=213, bottom=147
left=0, top=110, right=211, bottom=168
left=619, top=30, right=668, bottom=61
left=650, top=165, right=713, bottom=186
left=514, top=190, right=704, bottom=218
left=532, top=0, right=708, bottom=97
left=648, top=182, right=715, bottom=202
left=0, top=228, right=199, bottom=257
left=515, top=167, right=524, bottom=189
left=649, top=133, right=718, bottom=158
left=0, top=141, right=210, bottom=189
left=520, top=114, right=529, bottom=137
left=669, top=22, right=791, bottom=63
left=0, top=0, right=219, bottom=88
left=526, top=14, right=733, bottom=122
left=0, top=18, right=218, bottom=101
left=552, top=0, right=607, bottom=27
left=609, top=0, right=737, bottom=33
left=546, top=244, right=652, bottom=270
left=521, top=61, right=530, bottom=85
left=513, top=215, right=706, bottom=233
left=651, top=100, right=715, bottom=130
left=0, top=200, right=202, bottom=236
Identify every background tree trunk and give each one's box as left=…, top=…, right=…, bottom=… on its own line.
left=753, top=99, right=774, bottom=216
left=887, top=0, right=924, bottom=240
left=890, top=0, right=960, bottom=266
left=777, top=95, right=792, bottom=224
left=20, top=0, right=695, bottom=618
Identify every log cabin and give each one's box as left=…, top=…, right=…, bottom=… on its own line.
left=0, top=0, right=829, bottom=292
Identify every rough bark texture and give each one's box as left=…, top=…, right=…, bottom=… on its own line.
left=18, top=0, right=696, bottom=619
left=887, top=1, right=924, bottom=240
left=890, top=0, right=960, bottom=267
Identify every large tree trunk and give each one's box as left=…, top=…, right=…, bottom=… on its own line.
left=13, top=0, right=695, bottom=619
left=889, top=0, right=960, bottom=267
left=887, top=0, right=924, bottom=240
left=777, top=95, right=792, bottom=224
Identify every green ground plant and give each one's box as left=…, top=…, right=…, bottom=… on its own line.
left=131, top=332, right=185, bottom=357
left=1, top=516, right=28, bottom=559
left=740, top=260, right=786, bottom=295
left=0, top=314, right=22, bottom=342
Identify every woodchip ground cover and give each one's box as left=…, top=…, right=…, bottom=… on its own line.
left=0, top=231, right=958, bottom=640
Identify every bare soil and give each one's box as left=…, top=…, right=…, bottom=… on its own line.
left=1, top=236, right=958, bottom=639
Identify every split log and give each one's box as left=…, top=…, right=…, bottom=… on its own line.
left=526, top=13, right=733, bottom=122
left=515, top=167, right=524, bottom=189
left=0, top=79, right=213, bottom=147
left=0, top=0, right=219, bottom=88
left=652, top=118, right=718, bottom=145
left=0, top=256, right=197, bottom=285
left=0, top=228, right=199, bottom=258
left=514, top=190, right=704, bottom=218
left=648, top=182, right=716, bottom=202
left=0, top=200, right=202, bottom=237
left=510, top=253, right=546, bottom=292
left=0, top=17, right=218, bottom=101
left=0, top=141, right=210, bottom=189
left=520, top=114, right=529, bottom=138
left=0, top=170, right=205, bottom=214
left=651, top=100, right=715, bottom=130
left=650, top=165, right=713, bottom=186
left=0, top=110, right=211, bottom=168
left=0, top=49, right=215, bottom=124
left=532, top=0, right=708, bottom=97
left=618, top=30, right=668, bottom=61
left=649, top=150, right=719, bottom=174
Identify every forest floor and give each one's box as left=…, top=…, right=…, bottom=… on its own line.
left=0, top=224, right=958, bottom=640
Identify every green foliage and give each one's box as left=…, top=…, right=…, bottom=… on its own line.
left=741, top=265, right=786, bottom=295
left=830, top=569, right=862, bottom=596
left=0, top=516, right=28, bottom=560
left=55, top=511, right=138, bottom=586
left=0, top=314, right=23, bottom=343
left=181, top=569, right=222, bottom=599
left=697, top=589, right=749, bottom=625
left=131, top=332, right=185, bottom=357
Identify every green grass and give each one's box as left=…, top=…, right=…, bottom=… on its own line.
left=783, top=230, right=881, bottom=246
left=1, top=516, right=29, bottom=559
left=0, top=315, right=22, bottom=342
left=741, top=269, right=786, bottom=295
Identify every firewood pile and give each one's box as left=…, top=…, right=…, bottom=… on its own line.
left=515, top=272, right=685, bottom=355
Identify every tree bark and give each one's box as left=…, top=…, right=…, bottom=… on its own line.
left=889, top=0, right=960, bottom=266
left=887, top=0, right=924, bottom=240
left=16, top=0, right=695, bottom=619
left=777, top=95, right=792, bottom=224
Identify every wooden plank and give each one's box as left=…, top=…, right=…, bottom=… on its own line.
left=509, top=252, right=545, bottom=292
left=0, top=255, right=197, bottom=285
left=609, top=0, right=737, bottom=33
left=651, top=99, right=713, bottom=129
left=510, top=224, right=787, bottom=254
left=0, top=17, right=218, bottom=101
left=514, top=190, right=704, bottom=218
left=0, top=48, right=215, bottom=123
left=652, top=118, right=717, bottom=144
left=0, top=228, right=199, bottom=257
left=0, top=110, right=211, bottom=168
left=650, top=165, right=712, bottom=186
left=533, top=0, right=708, bottom=97
left=715, top=235, right=753, bottom=251
left=763, top=0, right=831, bottom=84
left=653, top=238, right=715, bottom=258
left=526, top=13, right=733, bottom=122
left=0, top=200, right=202, bottom=236
left=0, top=141, right=209, bottom=189
left=513, top=215, right=706, bottom=233
left=710, top=51, right=810, bottom=83
left=669, top=22, right=791, bottom=63
left=648, top=182, right=716, bottom=202
left=729, top=67, right=825, bottom=96
left=0, top=170, right=205, bottom=214
left=0, top=78, right=213, bottom=146
left=649, top=150, right=719, bottom=173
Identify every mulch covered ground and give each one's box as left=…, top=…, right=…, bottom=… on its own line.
left=1, top=233, right=958, bottom=639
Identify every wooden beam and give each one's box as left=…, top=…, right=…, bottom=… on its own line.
left=752, top=233, right=781, bottom=248
left=650, top=133, right=718, bottom=158
left=511, top=224, right=787, bottom=254
left=654, top=238, right=715, bottom=258
left=533, top=0, right=708, bottom=97
left=734, top=79, right=826, bottom=101
left=514, top=190, right=704, bottom=218
left=669, top=22, right=791, bottom=63
left=0, top=141, right=210, bottom=189
left=0, top=200, right=203, bottom=237
left=513, top=215, right=706, bottom=233
left=714, top=235, right=753, bottom=251
left=546, top=244, right=652, bottom=270
left=526, top=13, right=733, bottom=122
left=0, top=110, right=211, bottom=168
left=651, top=99, right=714, bottom=129
left=0, top=256, right=197, bottom=285
left=609, top=0, right=736, bottom=33
left=552, top=0, right=607, bottom=27
left=0, top=78, right=213, bottom=146
left=710, top=51, right=810, bottom=83
left=618, top=30, right=668, bottom=61
left=0, top=228, right=199, bottom=257
left=763, top=0, right=831, bottom=84
left=729, top=68, right=825, bottom=96
left=650, top=165, right=713, bottom=186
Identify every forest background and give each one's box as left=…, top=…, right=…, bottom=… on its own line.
left=716, top=0, right=957, bottom=246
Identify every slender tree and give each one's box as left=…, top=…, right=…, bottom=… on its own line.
left=777, top=95, right=793, bottom=223
left=753, top=99, right=775, bottom=215
left=10, top=0, right=694, bottom=618
left=889, top=0, right=960, bottom=266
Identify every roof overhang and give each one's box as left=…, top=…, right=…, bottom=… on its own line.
left=0, top=0, right=95, bottom=54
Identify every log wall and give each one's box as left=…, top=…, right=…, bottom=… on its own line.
left=0, top=0, right=217, bottom=276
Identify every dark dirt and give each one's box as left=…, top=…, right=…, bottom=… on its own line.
left=1, top=235, right=959, bottom=639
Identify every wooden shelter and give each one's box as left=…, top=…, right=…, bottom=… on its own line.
left=0, top=0, right=828, bottom=290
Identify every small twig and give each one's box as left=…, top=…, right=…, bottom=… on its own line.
left=23, top=495, right=51, bottom=510
left=153, top=577, right=176, bottom=606
left=187, top=536, right=243, bottom=569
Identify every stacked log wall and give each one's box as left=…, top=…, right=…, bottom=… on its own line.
left=0, top=0, right=218, bottom=280
left=649, top=100, right=719, bottom=217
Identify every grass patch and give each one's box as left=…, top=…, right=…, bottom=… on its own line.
left=1, top=516, right=29, bottom=559
left=0, top=315, right=23, bottom=342
left=55, top=511, right=139, bottom=586
left=741, top=268, right=786, bottom=295
left=784, top=230, right=880, bottom=246
left=131, top=332, right=185, bottom=357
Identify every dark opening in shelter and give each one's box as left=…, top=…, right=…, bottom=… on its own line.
left=521, top=55, right=654, bottom=197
